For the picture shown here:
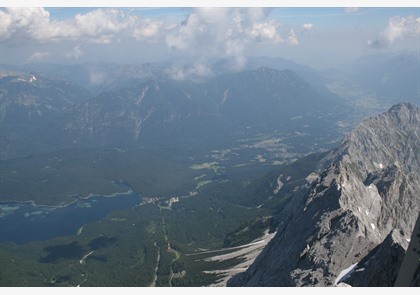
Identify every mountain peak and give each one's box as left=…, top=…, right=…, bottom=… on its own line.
left=228, top=102, right=420, bottom=287
left=335, top=101, right=420, bottom=174
left=389, top=101, right=417, bottom=113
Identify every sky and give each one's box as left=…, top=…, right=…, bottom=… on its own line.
left=0, top=3, right=419, bottom=70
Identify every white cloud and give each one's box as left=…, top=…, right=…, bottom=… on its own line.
left=72, top=8, right=138, bottom=43
left=65, top=44, right=83, bottom=59
left=225, top=39, right=247, bottom=70
left=28, top=51, right=50, bottom=61
left=368, top=15, right=420, bottom=49
left=246, top=8, right=272, bottom=22
left=0, top=7, right=139, bottom=43
left=166, top=66, right=186, bottom=81
left=133, top=19, right=163, bottom=41
left=345, top=8, right=360, bottom=14
left=248, top=21, right=283, bottom=43
left=89, top=69, right=108, bottom=85
left=165, top=59, right=213, bottom=81
left=1, top=7, right=302, bottom=71
left=165, top=13, right=202, bottom=51
left=287, top=29, right=299, bottom=45
left=302, top=23, right=313, bottom=30
left=384, top=16, right=419, bottom=43
left=163, top=8, right=292, bottom=70
left=0, top=8, right=51, bottom=41
left=194, top=7, right=230, bottom=25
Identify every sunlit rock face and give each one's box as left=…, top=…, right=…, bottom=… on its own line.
left=228, top=102, right=420, bottom=287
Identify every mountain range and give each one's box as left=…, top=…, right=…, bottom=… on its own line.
left=0, top=66, right=344, bottom=160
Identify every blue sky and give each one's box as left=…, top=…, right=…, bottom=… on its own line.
left=48, top=7, right=191, bottom=21
left=1, top=7, right=419, bottom=69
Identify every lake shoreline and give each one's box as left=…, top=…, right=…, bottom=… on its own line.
left=0, top=190, right=133, bottom=210
left=0, top=181, right=137, bottom=209
left=0, top=188, right=141, bottom=245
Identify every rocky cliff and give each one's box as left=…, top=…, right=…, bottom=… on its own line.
left=228, top=102, right=420, bottom=286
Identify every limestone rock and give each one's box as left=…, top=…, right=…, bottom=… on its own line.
left=228, top=102, right=420, bottom=287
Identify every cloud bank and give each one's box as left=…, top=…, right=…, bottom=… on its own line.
left=1, top=7, right=299, bottom=70
left=368, top=15, right=420, bottom=49
left=2, top=7, right=418, bottom=70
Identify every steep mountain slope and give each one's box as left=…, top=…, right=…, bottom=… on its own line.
left=0, top=72, right=91, bottom=131
left=247, top=57, right=328, bottom=91
left=228, top=102, right=420, bottom=286
left=204, top=68, right=338, bottom=132
left=38, top=79, right=229, bottom=150
left=0, top=72, right=92, bottom=159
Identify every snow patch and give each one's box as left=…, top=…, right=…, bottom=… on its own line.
left=194, top=174, right=207, bottom=181
left=273, top=175, right=283, bottom=194
left=77, top=225, right=84, bottom=236
left=290, top=116, right=303, bottom=120
left=183, top=91, right=192, bottom=99
left=79, top=251, right=94, bottom=264
left=305, top=172, right=318, bottom=184
left=200, top=231, right=276, bottom=286
left=137, top=86, right=149, bottom=106
left=190, top=162, right=219, bottom=170
left=196, top=180, right=212, bottom=190
left=256, top=154, right=266, bottom=163
left=222, top=89, right=229, bottom=105
left=335, top=263, right=358, bottom=285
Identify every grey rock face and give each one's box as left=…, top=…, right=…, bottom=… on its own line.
left=228, top=102, right=420, bottom=286
left=341, top=229, right=406, bottom=287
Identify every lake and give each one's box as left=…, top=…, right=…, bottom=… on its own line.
left=0, top=190, right=141, bottom=244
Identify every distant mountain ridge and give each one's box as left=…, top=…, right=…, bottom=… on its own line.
left=1, top=57, right=323, bottom=94
left=351, top=53, right=419, bottom=104
left=0, top=73, right=91, bottom=130
left=49, top=67, right=339, bottom=149
left=323, top=52, right=420, bottom=108
left=228, top=102, right=420, bottom=286
left=0, top=73, right=92, bottom=159
left=1, top=67, right=344, bottom=159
